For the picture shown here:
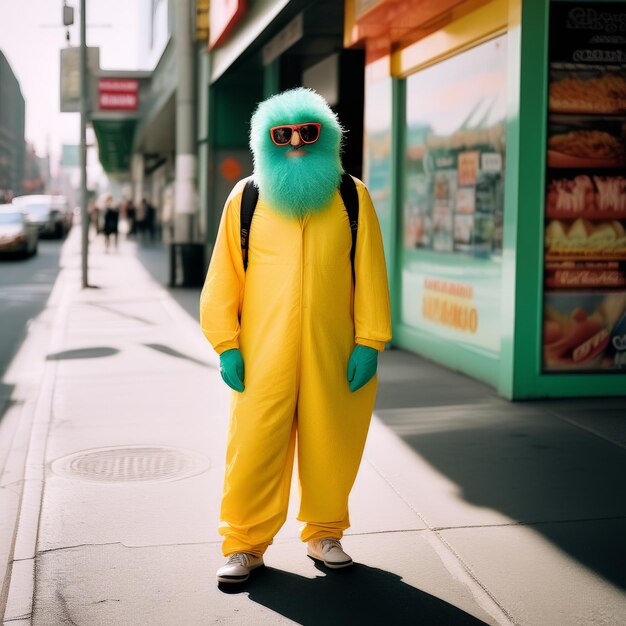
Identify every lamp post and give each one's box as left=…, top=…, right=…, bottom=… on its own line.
left=79, top=0, right=88, bottom=288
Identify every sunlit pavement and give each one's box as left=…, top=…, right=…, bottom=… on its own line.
left=1, top=226, right=625, bottom=625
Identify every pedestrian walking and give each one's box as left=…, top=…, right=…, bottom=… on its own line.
left=126, top=198, right=137, bottom=236
left=102, top=195, right=119, bottom=252
left=200, top=88, right=392, bottom=584
left=141, top=198, right=156, bottom=242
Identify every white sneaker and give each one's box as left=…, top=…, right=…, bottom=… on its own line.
left=307, top=538, right=353, bottom=569
left=216, top=552, right=264, bottom=583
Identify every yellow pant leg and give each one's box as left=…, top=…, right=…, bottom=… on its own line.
left=219, top=379, right=297, bottom=556
left=296, top=321, right=376, bottom=543
left=218, top=256, right=302, bottom=556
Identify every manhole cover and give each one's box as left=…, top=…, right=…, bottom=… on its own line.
left=50, top=446, right=210, bottom=483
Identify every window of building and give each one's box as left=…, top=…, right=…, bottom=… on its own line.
left=399, top=35, right=508, bottom=355
left=404, top=35, right=508, bottom=259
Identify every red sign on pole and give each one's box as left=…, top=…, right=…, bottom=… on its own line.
left=98, top=79, right=138, bottom=111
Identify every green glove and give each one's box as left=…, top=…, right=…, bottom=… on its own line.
left=219, top=348, right=245, bottom=392
left=347, top=345, right=378, bottom=392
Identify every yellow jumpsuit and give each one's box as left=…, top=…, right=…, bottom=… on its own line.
left=200, top=176, right=392, bottom=556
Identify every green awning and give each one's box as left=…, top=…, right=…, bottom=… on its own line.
left=91, top=119, right=137, bottom=174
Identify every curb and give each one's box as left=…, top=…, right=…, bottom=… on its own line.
left=2, top=257, right=71, bottom=625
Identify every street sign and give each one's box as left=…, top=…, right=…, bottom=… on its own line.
left=59, top=46, right=99, bottom=112
left=98, top=79, right=138, bottom=111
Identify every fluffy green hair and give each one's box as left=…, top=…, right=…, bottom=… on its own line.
left=249, top=88, right=344, bottom=218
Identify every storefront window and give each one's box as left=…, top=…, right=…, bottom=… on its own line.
left=404, top=36, right=507, bottom=258
left=400, top=36, right=507, bottom=356
left=364, top=64, right=393, bottom=270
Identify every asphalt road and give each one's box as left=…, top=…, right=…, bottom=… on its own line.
left=0, top=238, right=63, bottom=379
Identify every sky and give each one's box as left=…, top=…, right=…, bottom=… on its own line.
left=0, top=0, right=143, bottom=171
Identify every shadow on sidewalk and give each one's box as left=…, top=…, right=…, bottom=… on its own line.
left=132, top=240, right=202, bottom=324
left=85, top=301, right=154, bottom=326
left=142, top=343, right=215, bottom=368
left=221, top=562, right=487, bottom=625
left=46, top=347, right=119, bottom=360
left=375, top=349, right=496, bottom=410
left=0, top=382, right=16, bottom=426
left=376, top=349, right=626, bottom=592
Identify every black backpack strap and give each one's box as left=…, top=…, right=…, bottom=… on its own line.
left=240, top=178, right=258, bottom=271
left=339, top=172, right=359, bottom=285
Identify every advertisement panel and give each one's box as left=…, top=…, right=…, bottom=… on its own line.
left=542, top=2, right=626, bottom=372
left=402, top=35, right=507, bottom=354
left=401, top=261, right=502, bottom=353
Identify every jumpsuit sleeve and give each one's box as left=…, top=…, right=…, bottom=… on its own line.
left=199, top=180, right=246, bottom=355
left=353, top=180, right=392, bottom=351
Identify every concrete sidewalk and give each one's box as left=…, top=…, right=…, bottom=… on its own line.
left=2, top=228, right=625, bottom=625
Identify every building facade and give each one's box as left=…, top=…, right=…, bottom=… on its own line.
left=346, top=0, right=626, bottom=399
left=88, top=0, right=625, bottom=398
left=203, top=0, right=626, bottom=399
left=201, top=0, right=365, bottom=246
left=0, top=51, right=25, bottom=198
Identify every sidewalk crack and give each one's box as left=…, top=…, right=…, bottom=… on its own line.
left=541, top=407, right=626, bottom=451
left=365, top=457, right=518, bottom=626
left=57, top=589, right=79, bottom=626
left=364, top=457, right=433, bottom=527
left=37, top=541, right=123, bottom=556
left=35, top=539, right=215, bottom=556
left=3, top=613, right=32, bottom=622
left=433, top=530, right=521, bottom=626
left=432, top=514, right=626, bottom=532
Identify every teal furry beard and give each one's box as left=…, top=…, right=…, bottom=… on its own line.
left=254, top=148, right=342, bottom=219
left=249, top=88, right=344, bottom=219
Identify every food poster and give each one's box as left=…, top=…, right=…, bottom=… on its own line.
left=543, top=2, right=626, bottom=372
left=544, top=292, right=626, bottom=370
left=404, top=35, right=507, bottom=259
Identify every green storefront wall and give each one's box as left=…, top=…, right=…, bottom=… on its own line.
left=365, top=0, right=626, bottom=399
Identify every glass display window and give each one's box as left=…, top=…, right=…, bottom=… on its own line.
left=400, top=35, right=508, bottom=355
left=404, top=35, right=508, bottom=259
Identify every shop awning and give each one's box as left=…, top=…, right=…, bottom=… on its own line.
left=91, top=118, right=137, bottom=174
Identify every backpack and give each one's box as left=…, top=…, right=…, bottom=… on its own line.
left=240, top=172, right=359, bottom=282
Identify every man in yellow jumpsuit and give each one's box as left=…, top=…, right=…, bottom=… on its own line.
left=200, top=88, right=391, bottom=584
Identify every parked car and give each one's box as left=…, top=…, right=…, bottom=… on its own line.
left=12, top=194, right=69, bottom=238
left=0, top=205, right=39, bottom=257
left=50, top=195, right=73, bottom=233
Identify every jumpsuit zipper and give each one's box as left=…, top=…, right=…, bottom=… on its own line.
left=295, top=218, right=305, bottom=396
